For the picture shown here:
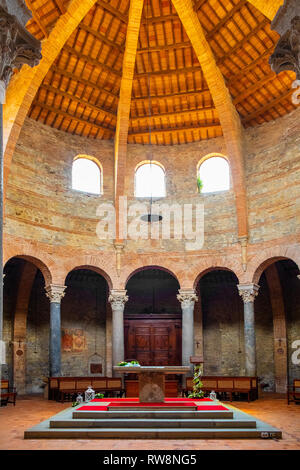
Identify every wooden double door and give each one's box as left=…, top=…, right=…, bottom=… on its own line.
left=124, top=314, right=182, bottom=366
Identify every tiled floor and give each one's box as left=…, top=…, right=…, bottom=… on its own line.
left=0, top=394, right=299, bottom=450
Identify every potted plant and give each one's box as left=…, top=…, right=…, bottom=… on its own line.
left=197, top=176, right=203, bottom=194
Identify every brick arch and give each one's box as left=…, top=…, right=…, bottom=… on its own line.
left=252, top=257, right=300, bottom=285
left=3, top=0, right=98, bottom=203
left=125, top=265, right=181, bottom=288
left=64, top=264, right=113, bottom=289
left=249, top=245, right=300, bottom=284
left=193, top=265, right=240, bottom=289
left=4, top=254, right=52, bottom=286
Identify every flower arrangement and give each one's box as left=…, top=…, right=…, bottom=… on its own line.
left=188, top=364, right=204, bottom=399
left=117, top=360, right=140, bottom=366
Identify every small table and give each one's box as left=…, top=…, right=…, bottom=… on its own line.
left=114, top=366, right=190, bottom=402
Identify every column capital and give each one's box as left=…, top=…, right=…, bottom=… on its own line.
left=237, top=283, right=260, bottom=303
left=45, top=284, right=66, bottom=303
left=270, top=1, right=300, bottom=80
left=0, top=3, right=42, bottom=101
left=109, top=289, right=128, bottom=308
left=177, top=289, right=198, bottom=307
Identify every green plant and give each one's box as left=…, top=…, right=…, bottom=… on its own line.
left=197, top=176, right=203, bottom=193
left=188, top=364, right=204, bottom=399
left=95, top=393, right=104, bottom=399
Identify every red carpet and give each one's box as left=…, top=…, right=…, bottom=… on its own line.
left=76, top=400, right=229, bottom=412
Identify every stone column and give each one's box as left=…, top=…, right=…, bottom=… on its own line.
left=238, top=283, right=260, bottom=376
left=45, top=284, right=66, bottom=377
left=177, top=289, right=198, bottom=374
left=0, top=0, right=41, bottom=395
left=108, top=290, right=128, bottom=372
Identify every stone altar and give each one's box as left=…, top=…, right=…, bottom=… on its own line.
left=114, top=365, right=190, bottom=402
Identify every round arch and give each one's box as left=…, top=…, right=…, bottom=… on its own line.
left=193, top=266, right=240, bottom=289
left=64, top=265, right=113, bottom=289
left=125, top=265, right=180, bottom=288
left=4, top=254, right=52, bottom=285
left=252, top=256, right=300, bottom=285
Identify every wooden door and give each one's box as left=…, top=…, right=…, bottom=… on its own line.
left=124, top=315, right=181, bottom=366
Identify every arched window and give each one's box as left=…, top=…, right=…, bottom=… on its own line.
left=72, top=156, right=102, bottom=195
left=135, top=162, right=166, bottom=198
left=198, top=156, right=230, bottom=193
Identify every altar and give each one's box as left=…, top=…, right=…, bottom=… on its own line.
left=113, top=365, right=190, bottom=402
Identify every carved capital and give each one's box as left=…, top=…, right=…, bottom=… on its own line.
left=0, top=4, right=41, bottom=98
left=270, top=1, right=300, bottom=80
left=109, top=289, right=128, bottom=309
left=45, top=284, right=66, bottom=303
left=177, top=289, right=198, bottom=308
left=237, top=284, right=260, bottom=304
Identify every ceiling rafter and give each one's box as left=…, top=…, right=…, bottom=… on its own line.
left=128, top=122, right=221, bottom=137
left=32, top=101, right=115, bottom=135
left=171, top=0, right=248, bottom=239
left=38, top=83, right=117, bottom=119
left=130, top=105, right=217, bottom=121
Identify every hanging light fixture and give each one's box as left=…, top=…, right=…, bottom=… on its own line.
left=140, top=1, right=162, bottom=224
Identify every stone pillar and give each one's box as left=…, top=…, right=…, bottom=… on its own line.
left=108, top=290, right=128, bottom=372
left=177, top=289, right=198, bottom=374
left=45, top=284, right=66, bottom=377
left=0, top=0, right=41, bottom=395
left=238, top=284, right=260, bottom=376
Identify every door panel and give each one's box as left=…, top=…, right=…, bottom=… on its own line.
left=125, top=316, right=181, bottom=366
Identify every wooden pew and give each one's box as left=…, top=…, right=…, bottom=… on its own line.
left=183, top=376, right=258, bottom=402
left=287, top=379, right=300, bottom=404
left=0, top=380, right=17, bottom=406
left=49, top=376, right=125, bottom=402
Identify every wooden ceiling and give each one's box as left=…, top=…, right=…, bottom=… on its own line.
left=25, top=0, right=297, bottom=145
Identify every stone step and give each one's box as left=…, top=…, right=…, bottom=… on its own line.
left=50, top=418, right=257, bottom=429
left=24, top=427, right=282, bottom=439
left=72, top=410, right=234, bottom=419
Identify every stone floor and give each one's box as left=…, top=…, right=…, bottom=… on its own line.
left=0, top=393, right=299, bottom=450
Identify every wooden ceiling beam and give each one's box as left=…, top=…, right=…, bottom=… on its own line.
left=130, top=105, right=216, bottom=121
left=232, top=71, right=276, bottom=104
left=32, top=101, right=115, bottom=134
left=132, top=88, right=211, bottom=101
left=128, top=122, right=221, bottom=137
left=39, top=83, right=117, bottom=119
left=242, top=88, right=294, bottom=123
left=217, top=17, right=269, bottom=65
left=78, top=22, right=125, bottom=52
left=114, top=0, right=144, bottom=243
left=171, top=0, right=248, bottom=239
left=96, top=0, right=128, bottom=23
left=63, top=45, right=122, bottom=77
left=53, top=0, right=67, bottom=14
left=207, top=0, right=248, bottom=38
left=50, top=66, right=120, bottom=99
left=25, top=0, right=49, bottom=37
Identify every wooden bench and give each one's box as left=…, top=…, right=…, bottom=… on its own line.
left=183, top=376, right=258, bottom=402
left=287, top=379, right=300, bottom=404
left=0, top=380, right=17, bottom=406
left=48, top=377, right=125, bottom=403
